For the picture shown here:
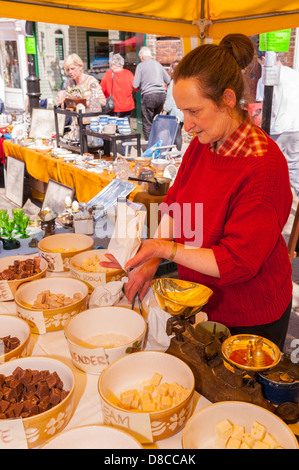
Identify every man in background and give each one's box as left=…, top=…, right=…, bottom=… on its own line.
left=133, top=46, right=170, bottom=140
left=257, top=52, right=299, bottom=197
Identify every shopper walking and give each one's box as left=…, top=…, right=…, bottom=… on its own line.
left=101, top=53, right=135, bottom=119
left=133, top=46, right=170, bottom=140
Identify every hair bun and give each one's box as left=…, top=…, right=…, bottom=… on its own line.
left=219, top=34, right=254, bottom=70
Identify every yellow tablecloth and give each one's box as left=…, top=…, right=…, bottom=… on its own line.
left=3, top=141, right=141, bottom=203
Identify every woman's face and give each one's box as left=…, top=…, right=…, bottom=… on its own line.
left=173, top=78, right=233, bottom=147
left=67, top=63, right=82, bottom=83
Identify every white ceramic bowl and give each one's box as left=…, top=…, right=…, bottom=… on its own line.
left=151, top=158, right=170, bottom=174
left=0, top=315, right=31, bottom=362
left=182, top=401, right=299, bottom=449
left=134, top=156, right=152, bottom=167
left=0, top=255, right=48, bottom=300
left=14, top=277, right=89, bottom=334
left=69, top=249, right=125, bottom=293
left=98, top=351, right=195, bottom=443
left=38, top=233, right=94, bottom=272
left=0, top=356, right=75, bottom=448
left=40, top=424, right=142, bottom=449
left=64, top=306, right=147, bottom=375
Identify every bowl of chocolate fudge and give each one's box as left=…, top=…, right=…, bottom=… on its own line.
left=0, top=356, right=75, bottom=448
left=0, top=315, right=31, bottom=362
left=0, top=255, right=48, bottom=300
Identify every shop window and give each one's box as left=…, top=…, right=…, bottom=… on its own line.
left=87, top=32, right=109, bottom=69
left=55, top=30, right=64, bottom=60
left=0, top=40, right=21, bottom=89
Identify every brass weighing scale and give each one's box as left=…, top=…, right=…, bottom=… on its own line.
left=151, top=278, right=299, bottom=414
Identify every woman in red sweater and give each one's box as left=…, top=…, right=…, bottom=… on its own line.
left=100, top=53, right=135, bottom=118
left=102, top=34, right=293, bottom=349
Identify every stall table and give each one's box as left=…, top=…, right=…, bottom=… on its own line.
left=3, top=140, right=164, bottom=235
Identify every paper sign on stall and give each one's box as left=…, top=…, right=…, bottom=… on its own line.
left=17, top=305, right=46, bottom=334
left=0, top=418, right=28, bottom=449
left=0, top=280, right=14, bottom=301
left=101, top=399, right=153, bottom=443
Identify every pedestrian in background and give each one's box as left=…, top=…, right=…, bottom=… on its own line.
left=256, top=51, right=299, bottom=197
left=58, top=53, right=106, bottom=109
left=100, top=53, right=135, bottom=119
left=163, top=60, right=184, bottom=150
left=133, top=46, right=170, bottom=140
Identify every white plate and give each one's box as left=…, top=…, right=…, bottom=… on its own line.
left=53, top=148, right=72, bottom=155
left=11, top=124, right=26, bottom=140
left=40, top=424, right=142, bottom=449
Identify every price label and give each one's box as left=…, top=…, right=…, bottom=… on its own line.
left=0, top=280, right=14, bottom=301
left=0, top=419, right=28, bottom=449
left=101, top=399, right=153, bottom=443
left=262, top=65, right=281, bottom=86
left=17, top=305, right=46, bottom=334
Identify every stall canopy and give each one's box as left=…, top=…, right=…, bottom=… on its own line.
left=1, top=0, right=299, bottom=45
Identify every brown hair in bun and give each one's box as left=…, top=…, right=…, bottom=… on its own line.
left=173, top=33, right=255, bottom=112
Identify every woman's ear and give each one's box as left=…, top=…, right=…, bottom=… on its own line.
left=222, top=89, right=236, bottom=109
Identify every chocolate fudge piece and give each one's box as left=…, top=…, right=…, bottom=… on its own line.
left=0, top=367, right=69, bottom=420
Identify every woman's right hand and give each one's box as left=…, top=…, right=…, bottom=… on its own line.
left=124, top=258, right=161, bottom=303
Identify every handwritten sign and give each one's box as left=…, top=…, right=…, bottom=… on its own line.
left=101, top=399, right=153, bottom=443
left=39, top=252, right=64, bottom=272
left=0, top=281, right=14, bottom=301
left=0, top=418, right=28, bottom=449
left=69, top=343, right=108, bottom=374
left=17, top=305, right=46, bottom=334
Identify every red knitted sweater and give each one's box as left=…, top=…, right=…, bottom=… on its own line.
left=162, top=136, right=293, bottom=327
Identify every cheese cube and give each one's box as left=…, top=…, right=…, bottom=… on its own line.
left=251, top=421, right=266, bottom=441
left=232, top=424, right=245, bottom=441
left=143, top=384, right=155, bottom=394
left=252, top=440, right=270, bottom=449
left=142, top=402, right=156, bottom=412
left=263, top=432, right=280, bottom=449
left=157, top=383, right=169, bottom=396
left=120, top=390, right=134, bottom=406
left=161, top=396, right=173, bottom=410
left=130, top=394, right=140, bottom=409
left=240, top=442, right=251, bottom=449
left=140, top=392, right=151, bottom=405
left=215, top=437, right=229, bottom=449
left=225, top=437, right=241, bottom=449
left=215, top=419, right=233, bottom=443
left=150, top=372, right=162, bottom=387
left=169, top=382, right=182, bottom=397
left=241, top=433, right=255, bottom=448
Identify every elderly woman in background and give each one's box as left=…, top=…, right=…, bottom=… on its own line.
left=57, top=53, right=106, bottom=109
left=100, top=53, right=135, bottom=119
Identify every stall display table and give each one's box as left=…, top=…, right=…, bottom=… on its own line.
left=54, top=107, right=141, bottom=159
left=82, top=128, right=141, bottom=160
left=3, top=140, right=165, bottom=235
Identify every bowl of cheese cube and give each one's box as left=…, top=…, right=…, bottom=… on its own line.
left=69, top=249, right=126, bottom=293
left=14, top=277, right=89, bottom=334
left=182, top=401, right=299, bottom=449
left=98, top=351, right=195, bottom=443
left=38, top=233, right=94, bottom=272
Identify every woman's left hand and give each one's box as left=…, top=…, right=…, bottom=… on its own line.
left=100, top=253, right=122, bottom=270
left=125, top=239, right=163, bottom=271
